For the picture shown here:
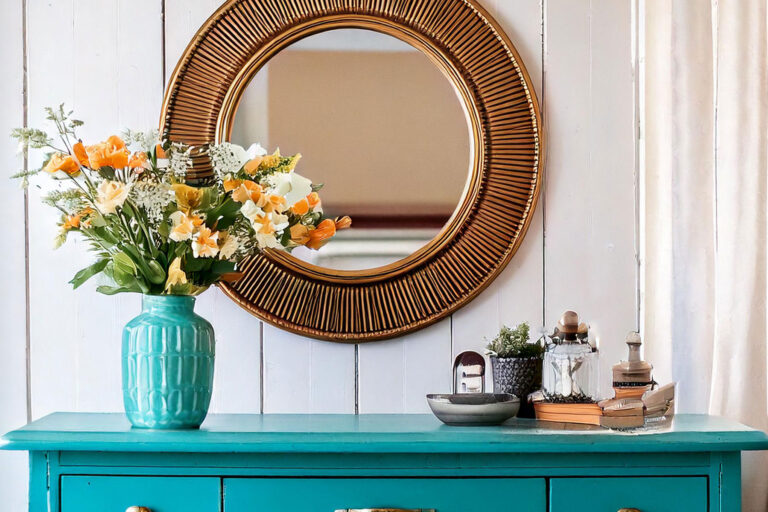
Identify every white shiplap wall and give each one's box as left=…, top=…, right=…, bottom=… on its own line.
left=0, top=0, right=638, bottom=506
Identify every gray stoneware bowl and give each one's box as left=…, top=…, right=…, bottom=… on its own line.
left=426, top=393, right=520, bottom=426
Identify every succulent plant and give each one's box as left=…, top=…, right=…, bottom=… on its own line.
left=485, top=322, right=544, bottom=359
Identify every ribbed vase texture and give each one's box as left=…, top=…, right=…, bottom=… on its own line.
left=122, top=295, right=215, bottom=429
left=491, top=356, right=543, bottom=418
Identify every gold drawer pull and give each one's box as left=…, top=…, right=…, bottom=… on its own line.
left=126, top=507, right=152, bottom=512
left=335, top=509, right=435, bottom=512
left=618, top=509, right=641, bottom=512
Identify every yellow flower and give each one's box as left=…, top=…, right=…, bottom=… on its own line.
left=96, top=180, right=130, bottom=214
left=171, top=183, right=204, bottom=212
left=258, top=148, right=282, bottom=170
left=289, top=224, right=310, bottom=246
left=217, top=231, right=238, bottom=260
left=192, top=226, right=219, bottom=258
left=164, top=257, right=187, bottom=292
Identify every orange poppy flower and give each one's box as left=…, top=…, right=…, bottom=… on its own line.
left=43, top=153, right=80, bottom=176
left=62, top=213, right=81, bottom=230
left=289, top=224, right=310, bottom=245
left=306, top=192, right=321, bottom=209
left=86, top=135, right=129, bottom=169
left=306, top=219, right=336, bottom=250
left=291, top=198, right=309, bottom=215
left=335, top=216, right=352, bottom=230
left=128, top=151, right=149, bottom=171
left=72, top=142, right=89, bottom=168
left=223, top=179, right=241, bottom=192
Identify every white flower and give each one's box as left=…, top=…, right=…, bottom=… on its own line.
left=255, top=232, right=280, bottom=249
left=96, top=180, right=130, bottom=214
left=209, top=142, right=267, bottom=177
left=123, top=129, right=160, bottom=152
left=267, top=172, right=312, bottom=206
left=192, top=226, right=219, bottom=258
left=240, top=199, right=264, bottom=224
left=167, top=142, right=193, bottom=178
left=270, top=212, right=289, bottom=233
left=168, top=210, right=197, bottom=242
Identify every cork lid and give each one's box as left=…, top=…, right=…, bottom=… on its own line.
left=612, top=331, right=653, bottom=382
left=557, top=310, right=580, bottom=334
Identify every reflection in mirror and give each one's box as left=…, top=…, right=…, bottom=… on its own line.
left=231, top=29, right=472, bottom=271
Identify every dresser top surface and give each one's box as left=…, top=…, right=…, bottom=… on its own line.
left=3, top=413, right=767, bottom=453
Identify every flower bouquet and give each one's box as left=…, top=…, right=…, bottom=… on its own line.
left=12, top=105, right=350, bottom=428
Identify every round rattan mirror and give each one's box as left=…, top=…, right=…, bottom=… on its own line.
left=160, top=0, right=543, bottom=342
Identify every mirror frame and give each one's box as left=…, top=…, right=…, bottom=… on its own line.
left=160, top=0, right=544, bottom=342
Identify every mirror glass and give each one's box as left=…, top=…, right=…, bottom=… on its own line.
left=231, top=29, right=472, bottom=271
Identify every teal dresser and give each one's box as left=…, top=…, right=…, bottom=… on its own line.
left=3, top=413, right=768, bottom=512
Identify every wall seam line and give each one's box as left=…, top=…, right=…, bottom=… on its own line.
left=22, top=0, right=32, bottom=424
left=354, top=344, right=359, bottom=414
left=259, top=322, right=264, bottom=414
left=540, top=0, right=547, bottom=328
left=161, top=0, right=167, bottom=88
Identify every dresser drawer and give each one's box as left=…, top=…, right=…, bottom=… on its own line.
left=60, top=476, right=220, bottom=512
left=550, top=477, right=708, bottom=512
left=225, top=477, right=545, bottom=511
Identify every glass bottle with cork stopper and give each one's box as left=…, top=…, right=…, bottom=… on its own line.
left=541, top=310, right=600, bottom=402
left=612, top=331, right=654, bottom=399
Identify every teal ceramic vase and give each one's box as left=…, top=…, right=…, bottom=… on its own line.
left=122, top=295, right=215, bottom=429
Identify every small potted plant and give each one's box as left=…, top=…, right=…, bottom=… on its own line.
left=485, top=322, right=544, bottom=418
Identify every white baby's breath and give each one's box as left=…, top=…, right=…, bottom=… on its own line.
left=209, top=142, right=267, bottom=179
left=123, top=129, right=161, bottom=152
left=129, top=181, right=172, bottom=225
left=167, top=142, right=193, bottom=178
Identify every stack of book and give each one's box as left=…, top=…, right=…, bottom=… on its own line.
left=533, top=398, right=645, bottom=428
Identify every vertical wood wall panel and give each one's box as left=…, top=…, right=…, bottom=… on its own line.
left=263, top=326, right=356, bottom=413
left=543, top=0, right=638, bottom=394
left=0, top=0, right=29, bottom=508
left=358, top=319, right=452, bottom=413
left=27, top=0, right=80, bottom=419
left=450, top=0, right=545, bottom=392
left=27, top=0, right=163, bottom=418
left=12, top=0, right=638, bottom=472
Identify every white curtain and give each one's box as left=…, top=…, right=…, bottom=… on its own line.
left=643, top=0, right=768, bottom=510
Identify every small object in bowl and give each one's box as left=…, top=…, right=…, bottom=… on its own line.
left=426, top=393, right=520, bottom=426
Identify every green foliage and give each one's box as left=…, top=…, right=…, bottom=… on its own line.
left=485, top=322, right=544, bottom=358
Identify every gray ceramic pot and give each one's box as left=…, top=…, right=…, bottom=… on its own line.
left=490, top=356, right=543, bottom=418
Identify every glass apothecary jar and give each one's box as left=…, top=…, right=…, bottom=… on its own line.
left=541, top=311, right=599, bottom=402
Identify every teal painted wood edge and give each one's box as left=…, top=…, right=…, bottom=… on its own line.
left=3, top=413, right=768, bottom=454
